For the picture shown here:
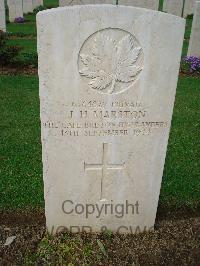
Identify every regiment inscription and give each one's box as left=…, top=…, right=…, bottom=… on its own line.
left=43, top=100, right=168, bottom=137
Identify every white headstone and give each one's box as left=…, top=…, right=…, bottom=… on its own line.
left=33, top=0, right=43, bottom=9
left=37, top=5, right=185, bottom=234
left=0, top=0, right=6, bottom=32
left=23, top=0, right=34, bottom=13
left=183, top=0, right=195, bottom=18
left=7, top=0, right=23, bottom=22
left=59, top=0, right=115, bottom=7
left=188, top=1, right=200, bottom=56
left=119, top=0, right=159, bottom=10
left=163, top=0, right=184, bottom=17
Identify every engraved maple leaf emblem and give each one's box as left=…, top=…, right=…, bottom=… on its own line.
left=79, top=34, right=143, bottom=94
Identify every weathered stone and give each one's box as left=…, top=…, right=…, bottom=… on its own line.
left=188, top=1, right=200, bottom=56
left=33, top=0, right=43, bottom=9
left=7, top=0, right=23, bottom=22
left=183, top=0, right=195, bottom=18
left=119, top=0, right=159, bottom=10
left=163, top=0, right=184, bottom=17
left=0, top=0, right=6, bottom=31
left=59, top=0, right=115, bottom=6
left=37, top=5, right=185, bottom=234
left=23, top=0, right=34, bottom=14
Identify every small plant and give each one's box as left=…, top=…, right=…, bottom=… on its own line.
left=19, top=52, right=38, bottom=67
left=182, top=56, right=200, bottom=74
left=0, top=31, right=21, bottom=66
left=34, top=5, right=46, bottom=13
left=14, top=17, right=25, bottom=23
left=97, top=239, right=107, bottom=257
left=187, top=14, right=193, bottom=19
left=0, top=31, right=37, bottom=68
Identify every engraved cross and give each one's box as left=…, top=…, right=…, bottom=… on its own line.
left=84, top=143, right=125, bottom=201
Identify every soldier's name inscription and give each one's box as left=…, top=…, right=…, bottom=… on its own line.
left=42, top=100, right=168, bottom=137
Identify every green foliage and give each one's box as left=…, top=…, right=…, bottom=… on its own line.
left=182, top=16, right=193, bottom=56
left=0, top=32, right=37, bottom=67
left=97, top=239, right=107, bottom=257
left=33, top=5, right=46, bottom=14
left=159, top=0, right=164, bottom=11
left=181, top=60, right=191, bottom=73
left=17, top=52, right=38, bottom=67
left=181, top=56, right=200, bottom=75
left=0, top=32, right=21, bottom=66
left=187, top=14, right=194, bottom=19
left=24, top=232, right=104, bottom=265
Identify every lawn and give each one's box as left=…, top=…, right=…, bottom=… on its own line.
left=0, top=76, right=43, bottom=209
left=160, top=76, right=200, bottom=208
left=7, top=39, right=37, bottom=54
left=0, top=0, right=199, bottom=210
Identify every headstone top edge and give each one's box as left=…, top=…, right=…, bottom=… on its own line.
left=36, top=4, right=185, bottom=23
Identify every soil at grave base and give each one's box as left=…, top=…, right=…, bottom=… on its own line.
left=0, top=207, right=200, bottom=265
left=0, top=65, right=200, bottom=78
left=179, top=70, right=200, bottom=78
left=0, top=66, right=37, bottom=75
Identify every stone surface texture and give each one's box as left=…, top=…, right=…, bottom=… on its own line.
left=188, top=1, right=200, bottom=56
left=163, top=0, right=184, bottom=17
left=7, top=0, right=23, bottom=22
left=37, top=5, right=185, bottom=234
left=119, top=0, right=159, bottom=10
left=183, top=0, right=195, bottom=18
left=23, top=0, right=34, bottom=13
left=59, top=0, right=115, bottom=6
left=33, top=0, right=43, bottom=9
left=0, top=0, right=6, bottom=31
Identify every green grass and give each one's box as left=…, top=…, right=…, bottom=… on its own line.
left=7, top=22, right=37, bottom=36
left=0, top=76, right=43, bottom=209
left=184, top=16, right=193, bottom=40
left=24, top=13, right=37, bottom=22
left=44, top=0, right=59, bottom=8
left=160, top=77, right=200, bottom=208
left=7, top=39, right=37, bottom=53
left=182, top=39, right=189, bottom=57
left=182, top=16, right=193, bottom=56
left=181, top=17, right=191, bottom=57
left=0, top=75, right=199, bottom=209
left=158, top=0, right=163, bottom=11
